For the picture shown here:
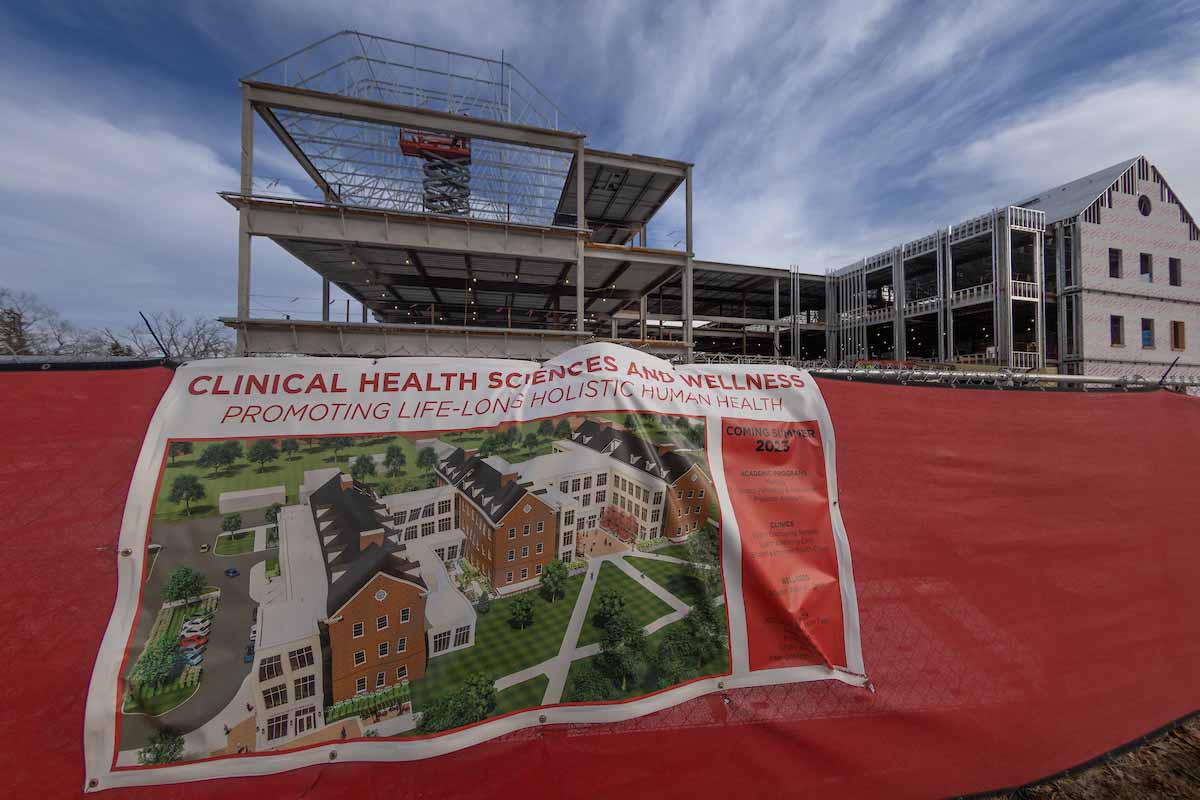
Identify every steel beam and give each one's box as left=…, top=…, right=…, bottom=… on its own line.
left=243, top=81, right=584, bottom=153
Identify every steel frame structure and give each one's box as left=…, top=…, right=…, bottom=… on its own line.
left=228, top=32, right=826, bottom=362
left=826, top=206, right=1046, bottom=369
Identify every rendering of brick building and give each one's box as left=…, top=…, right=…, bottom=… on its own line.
left=436, top=448, right=558, bottom=591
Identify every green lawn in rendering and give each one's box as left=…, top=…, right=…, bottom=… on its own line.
left=155, top=435, right=434, bottom=521
left=409, top=574, right=585, bottom=711
left=492, top=674, right=549, bottom=717
left=624, top=556, right=710, bottom=608
left=577, top=561, right=674, bottom=647
left=156, top=424, right=567, bottom=522
left=266, top=557, right=280, bottom=578
left=648, top=543, right=692, bottom=561
left=562, top=614, right=731, bottom=703
left=214, top=531, right=254, bottom=555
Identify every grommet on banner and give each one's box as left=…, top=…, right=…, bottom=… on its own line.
left=120, top=548, right=132, bottom=557
left=538, top=714, right=547, bottom=723
left=87, top=779, right=98, bottom=789
left=329, top=750, right=338, bottom=760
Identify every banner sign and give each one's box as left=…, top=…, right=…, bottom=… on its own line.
left=83, top=343, right=863, bottom=790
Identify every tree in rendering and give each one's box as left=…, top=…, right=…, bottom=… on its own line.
left=508, top=593, right=535, bottom=630
left=554, top=420, right=571, bottom=438
left=597, top=607, right=646, bottom=692
left=538, top=419, right=554, bottom=437
left=417, top=446, right=437, bottom=471
left=247, top=439, right=278, bottom=472
left=566, top=662, right=613, bottom=702
left=133, top=635, right=183, bottom=688
left=685, top=524, right=722, bottom=597
left=166, top=474, right=205, bottom=516
left=196, top=443, right=228, bottom=475
left=523, top=431, right=539, bottom=450
left=592, top=589, right=626, bottom=629
left=221, top=513, right=242, bottom=535
left=220, top=440, right=243, bottom=464
left=683, top=590, right=726, bottom=668
left=351, top=454, right=377, bottom=481
left=327, top=436, right=353, bottom=462
left=539, top=559, right=568, bottom=603
left=265, top=503, right=282, bottom=525
left=652, top=624, right=695, bottom=688
left=416, top=672, right=497, bottom=734
left=163, top=566, right=206, bottom=602
left=137, top=727, right=184, bottom=765
left=383, top=444, right=407, bottom=477
left=167, top=441, right=193, bottom=465
left=279, top=439, right=300, bottom=459
left=475, top=592, right=491, bottom=615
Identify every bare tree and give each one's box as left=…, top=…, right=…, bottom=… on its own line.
left=108, top=311, right=232, bottom=360
left=0, top=289, right=232, bottom=359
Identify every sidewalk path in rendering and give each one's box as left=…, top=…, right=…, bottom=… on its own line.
left=492, top=552, right=711, bottom=703
left=539, top=556, right=605, bottom=704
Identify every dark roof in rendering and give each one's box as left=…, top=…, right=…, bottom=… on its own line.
left=1016, top=156, right=1139, bottom=224
left=308, top=473, right=426, bottom=615
left=570, top=419, right=697, bottom=484
left=437, top=448, right=528, bottom=523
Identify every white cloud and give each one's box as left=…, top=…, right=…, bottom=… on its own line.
left=923, top=57, right=1200, bottom=215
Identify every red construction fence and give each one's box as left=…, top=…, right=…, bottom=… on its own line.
left=1, top=365, right=1197, bottom=799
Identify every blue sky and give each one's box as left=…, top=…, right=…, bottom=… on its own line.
left=1, top=0, right=1198, bottom=328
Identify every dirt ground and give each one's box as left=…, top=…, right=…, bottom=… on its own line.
left=981, top=717, right=1200, bottom=799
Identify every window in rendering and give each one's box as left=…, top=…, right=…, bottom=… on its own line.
left=453, top=625, right=470, bottom=647
left=1172, top=321, right=1186, bottom=350
left=266, top=714, right=289, bottom=740
left=1142, top=318, right=1155, bottom=348
left=1170, top=257, right=1182, bottom=286
left=259, top=655, right=282, bottom=681
left=1140, top=253, right=1153, bottom=282
left=288, top=646, right=314, bottom=670
left=294, top=674, right=316, bottom=700
left=262, top=683, right=288, bottom=709
left=433, top=631, right=451, bottom=652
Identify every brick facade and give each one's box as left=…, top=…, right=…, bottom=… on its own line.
left=327, top=574, right=427, bottom=702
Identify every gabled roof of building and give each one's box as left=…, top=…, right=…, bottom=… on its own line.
left=437, top=448, right=529, bottom=524
left=307, top=473, right=425, bottom=615
left=571, top=419, right=696, bottom=483
left=1016, top=156, right=1139, bottom=224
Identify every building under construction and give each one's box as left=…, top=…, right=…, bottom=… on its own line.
left=224, top=31, right=1198, bottom=386
left=224, top=31, right=825, bottom=363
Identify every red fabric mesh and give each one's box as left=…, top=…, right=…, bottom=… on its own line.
left=1, top=368, right=1197, bottom=799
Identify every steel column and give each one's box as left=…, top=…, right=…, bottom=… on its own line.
left=772, top=278, right=780, bottom=356
left=684, top=165, right=694, bottom=360
left=575, top=139, right=586, bottom=333
left=236, top=88, right=254, bottom=354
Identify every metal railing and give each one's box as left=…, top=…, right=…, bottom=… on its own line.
left=1007, top=206, right=1046, bottom=231
left=904, top=297, right=940, bottom=316
left=951, top=283, right=994, bottom=306
left=1012, top=351, right=1040, bottom=369
left=1012, top=281, right=1040, bottom=300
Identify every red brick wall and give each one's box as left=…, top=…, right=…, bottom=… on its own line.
left=328, top=574, right=427, bottom=702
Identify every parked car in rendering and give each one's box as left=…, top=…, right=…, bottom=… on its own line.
left=184, top=652, right=205, bottom=666
left=200, top=543, right=209, bottom=553
left=181, top=619, right=210, bottom=634
left=224, top=567, right=240, bottom=578
left=179, top=635, right=209, bottom=649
